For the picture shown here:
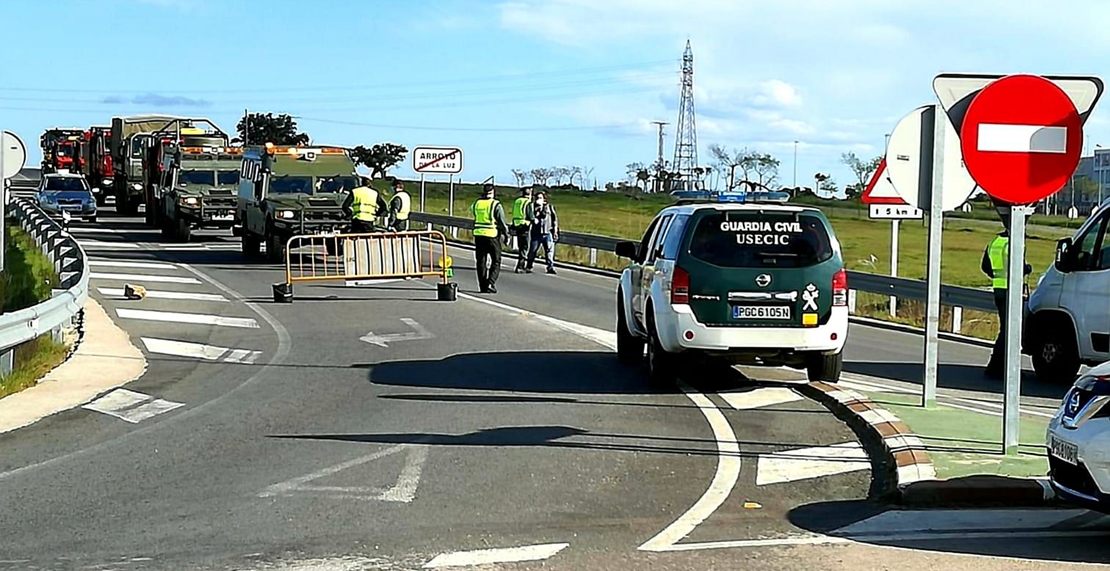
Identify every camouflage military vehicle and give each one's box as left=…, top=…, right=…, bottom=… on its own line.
left=236, top=144, right=355, bottom=262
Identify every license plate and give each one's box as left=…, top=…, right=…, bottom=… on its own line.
left=733, top=305, right=791, bottom=320
left=1049, top=434, right=1079, bottom=465
left=211, top=214, right=233, bottom=221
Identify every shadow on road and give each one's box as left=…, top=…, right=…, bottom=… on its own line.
left=846, top=360, right=1069, bottom=400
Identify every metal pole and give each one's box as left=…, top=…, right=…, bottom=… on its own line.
left=922, top=105, right=944, bottom=409
left=793, top=140, right=798, bottom=187
left=448, top=174, right=454, bottom=218
left=1004, top=206, right=1028, bottom=454
left=0, top=130, right=6, bottom=274
left=889, top=219, right=899, bottom=317
left=419, top=173, right=426, bottom=212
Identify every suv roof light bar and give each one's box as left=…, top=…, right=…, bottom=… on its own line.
left=671, top=190, right=791, bottom=205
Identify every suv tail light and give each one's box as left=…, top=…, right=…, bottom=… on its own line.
left=832, top=268, right=848, bottom=307
left=671, top=266, right=690, bottom=305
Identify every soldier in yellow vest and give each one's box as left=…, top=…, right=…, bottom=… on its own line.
left=346, top=176, right=387, bottom=233
left=981, top=228, right=1033, bottom=378
left=511, top=187, right=534, bottom=273
left=471, top=182, right=510, bottom=294
left=388, top=179, right=411, bottom=232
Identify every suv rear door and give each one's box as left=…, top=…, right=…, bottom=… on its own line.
left=678, top=207, right=839, bottom=328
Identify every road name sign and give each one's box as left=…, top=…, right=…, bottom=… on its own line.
left=413, top=146, right=463, bottom=174
left=933, top=73, right=1103, bottom=205
left=884, top=105, right=976, bottom=212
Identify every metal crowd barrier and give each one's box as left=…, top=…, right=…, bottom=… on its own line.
left=272, top=230, right=457, bottom=303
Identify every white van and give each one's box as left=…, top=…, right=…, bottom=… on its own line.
left=1025, top=198, right=1110, bottom=382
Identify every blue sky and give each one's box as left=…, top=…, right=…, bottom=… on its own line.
left=4, top=0, right=1110, bottom=192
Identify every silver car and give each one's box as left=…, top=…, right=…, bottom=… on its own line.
left=36, top=172, right=97, bottom=223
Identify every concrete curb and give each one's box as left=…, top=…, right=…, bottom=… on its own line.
left=801, top=380, right=1061, bottom=507
left=0, top=298, right=147, bottom=434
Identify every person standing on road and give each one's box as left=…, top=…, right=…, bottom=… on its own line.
left=388, top=179, right=411, bottom=232
left=346, top=176, right=387, bottom=233
left=981, top=227, right=1032, bottom=379
left=471, top=182, right=510, bottom=293
left=511, top=186, right=534, bottom=273
left=527, top=191, right=559, bottom=275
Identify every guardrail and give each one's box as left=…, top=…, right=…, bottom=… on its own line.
left=0, top=196, right=90, bottom=375
left=410, top=211, right=998, bottom=333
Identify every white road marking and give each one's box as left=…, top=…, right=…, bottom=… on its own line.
left=360, top=318, right=434, bottom=347
left=142, top=338, right=228, bottom=360
left=77, top=240, right=140, bottom=249
left=840, top=373, right=1056, bottom=419
left=978, top=123, right=1067, bottom=153
left=755, top=442, right=870, bottom=486
left=90, top=272, right=201, bottom=284
left=422, top=543, right=569, bottom=568
left=259, top=444, right=426, bottom=502
left=68, top=227, right=159, bottom=234
left=82, top=388, right=184, bottom=424
left=225, top=349, right=252, bottom=363
left=450, top=290, right=741, bottom=553
left=89, top=260, right=178, bottom=270
left=720, top=387, right=802, bottom=410
left=117, top=308, right=259, bottom=329
left=98, top=287, right=228, bottom=303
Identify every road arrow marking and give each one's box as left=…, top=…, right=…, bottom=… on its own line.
left=360, top=318, right=433, bottom=347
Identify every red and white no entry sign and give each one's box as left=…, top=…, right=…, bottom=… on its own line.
left=959, top=74, right=1082, bottom=204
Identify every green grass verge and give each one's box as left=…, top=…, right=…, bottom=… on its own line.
left=872, top=392, right=1049, bottom=480
left=0, top=222, right=66, bottom=398
left=391, top=179, right=1070, bottom=341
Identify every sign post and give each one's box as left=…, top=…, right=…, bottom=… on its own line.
left=411, top=145, right=463, bottom=221
left=0, top=131, right=29, bottom=275
left=860, top=157, right=922, bottom=320
left=934, top=72, right=1103, bottom=453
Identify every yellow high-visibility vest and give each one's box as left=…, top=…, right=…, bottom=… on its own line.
left=512, top=197, right=531, bottom=226
left=394, top=191, right=411, bottom=220
left=472, top=199, right=499, bottom=237
left=352, top=186, right=378, bottom=222
left=988, top=236, right=1009, bottom=289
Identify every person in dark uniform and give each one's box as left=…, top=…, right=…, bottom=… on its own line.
left=470, top=182, right=510, bottom=293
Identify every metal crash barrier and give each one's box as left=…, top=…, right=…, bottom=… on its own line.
left=272, top=230, right=457, bottom=303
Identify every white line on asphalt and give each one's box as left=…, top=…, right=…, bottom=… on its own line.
left=755, top=442, right=869, bottom=486
left=97, top=287, right=228, bottom=302
left=422, top=543, right=570, bottom=568
left=841, top=373, right=1057, bottom=419
left=225, top=349, right=252, bottom=363
left=379, top=445, right=428, bottom=503
left=89, top=260, right=178, bottom=270
left=82, top=388, right=185, bottom=424
left=90, top=272, right=201, bottom=284
left=978, top=124, right=1067, bottom=154
left=68, top=227, right=160, bottom=234
left=141, top=337, right=228, bottom=360
left=720, top=387, right=802, bottom=410
left=259, top=443, right=428, bottom=502
left=116, top=308, right=259, bottom=329
left=76, top=239, right=141, bottom=248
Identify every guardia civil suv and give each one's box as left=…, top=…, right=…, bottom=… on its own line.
left=614, top=191, right=849, bottom=385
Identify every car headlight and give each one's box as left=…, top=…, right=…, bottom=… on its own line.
left=181, top=197, right=199, bottom=206
left=277, top=210, right=296, bottom=220
left=102, top=179, right=113, bottom=186
left=131, top=183, right=142, bottom=191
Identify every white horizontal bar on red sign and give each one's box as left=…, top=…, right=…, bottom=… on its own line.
left=977, top=124, right=1067, bottom=154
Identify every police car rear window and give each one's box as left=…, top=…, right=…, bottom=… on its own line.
left=687, top=211, right=833, bottom=268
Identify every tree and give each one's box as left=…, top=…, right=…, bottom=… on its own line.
left=841, top=152, right=882, bottom=200
left=235, top=112, right=310, bottom=146
left=567, top=166, right=583, bottom=188
left=626, top=162, right=645, bottom=185
left=582, top=167, right=595, bottom=189
left=1074, top=176, right=1099, bottom=203
left=530, top=167, right=551, bottom=186
left=819, top=177, right=839, bottom=196
left=709, top=144, right=750, bottom=189
left=349, top=143, right=408, bottom=180
left=635, top=167, right=651, bottom=189
left=745, top=152, right=780, bottom=188
left=511, top=169, right=529, bottom=186
left=551, top=166, right=571, bottom=186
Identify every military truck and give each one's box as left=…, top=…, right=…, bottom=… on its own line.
left=80, top=126, right=113, bottom=205
left=110, top=115, right=180, bottom=215
left=236, top=144, right=355, bottom=262
left=40, top=128, right=85, bottom=174
left=142, top=119, right=241, bottom=241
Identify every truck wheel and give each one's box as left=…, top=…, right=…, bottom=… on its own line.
left=616, top=294, right=644, bottom=365
left=174, top=217, right=191, bottom=242
left=266, top=230, right=286, bottom=263
left=85, top=215, right=97, bottom=224
left=242, top=232, right=261, bottom=258
left=1032, top=320, right=1081, bottom=383
left=119, top=196, right=137, bottom=217
left=95, top=193, right=106, bottom=206
left=145, top=200, right=156, bottom=226
left=646, top=314, right=677, bottom=388
left=807, top=351, right=843, bottom=383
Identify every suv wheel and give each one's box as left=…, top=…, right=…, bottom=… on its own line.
left=266, top=228, right=286, bottom=263
left=616, top=294, right=644, bottom=365
left=1032, top=320, right=1081, bottom=383
left=646, top=315, right=677, bottom=387
left=174, top=217, right=192, bottom=242
left=242, top=232, right=261, bottom=257
left=807, top=351, right=843, bottom=383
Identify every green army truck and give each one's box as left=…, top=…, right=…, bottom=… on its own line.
left=110, top=115, right=179, bottom=216
left=143, top=119, right=241, bottom=241
left=236, top=144, right=356, bottom=262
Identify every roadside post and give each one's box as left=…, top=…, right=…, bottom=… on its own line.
left=860, top=157, right=922, bottom=318
left=0, top=131, right=28, bottom=274
left=883, top=103, right=977, bottom=408
left=934, top=72, right=1103, bottom=453
left=411, top=145, right=463, bottom=224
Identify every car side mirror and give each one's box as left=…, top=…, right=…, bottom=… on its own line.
left=1055, top=237, right=1073, bottom=273
left=615, top=241, right=639, bottom=260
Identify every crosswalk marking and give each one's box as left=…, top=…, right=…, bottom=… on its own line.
left=91, top=272, right=201, bottom=285
left=423, top=543, right=570, bottom=568
left=720, top=387, right=802, bottom=410
left=89, top=260, right=178, bottom=270
left=82, top=388, right=184, bottom=424
left=68, top=227, right=160, bottom=234
left=118, top=309, right=259, bottom=329
left=755, top=442, right=870, bottom=486
left=97, top=287, right=228, bottom=302
left=77, top=240, right=141, bottom=249
left=141, top=337, right=261, bottom=363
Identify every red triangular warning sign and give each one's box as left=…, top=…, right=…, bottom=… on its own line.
left=860, top=158, right=908, bottom=205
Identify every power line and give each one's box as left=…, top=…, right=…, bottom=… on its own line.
left=295, top=116, right=638, bottom=133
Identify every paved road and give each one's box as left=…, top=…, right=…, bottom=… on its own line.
left=0, top=209, right=1104, bottom=570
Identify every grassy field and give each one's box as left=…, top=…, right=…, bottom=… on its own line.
left=387, top=179, right=1077, bottom=340
left=0, top=223, right=68, bottom=399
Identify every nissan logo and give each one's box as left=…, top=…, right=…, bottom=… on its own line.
left=1068, top=390, right=1082, bottom=416
left=755, top=274, right=772, bottom=287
